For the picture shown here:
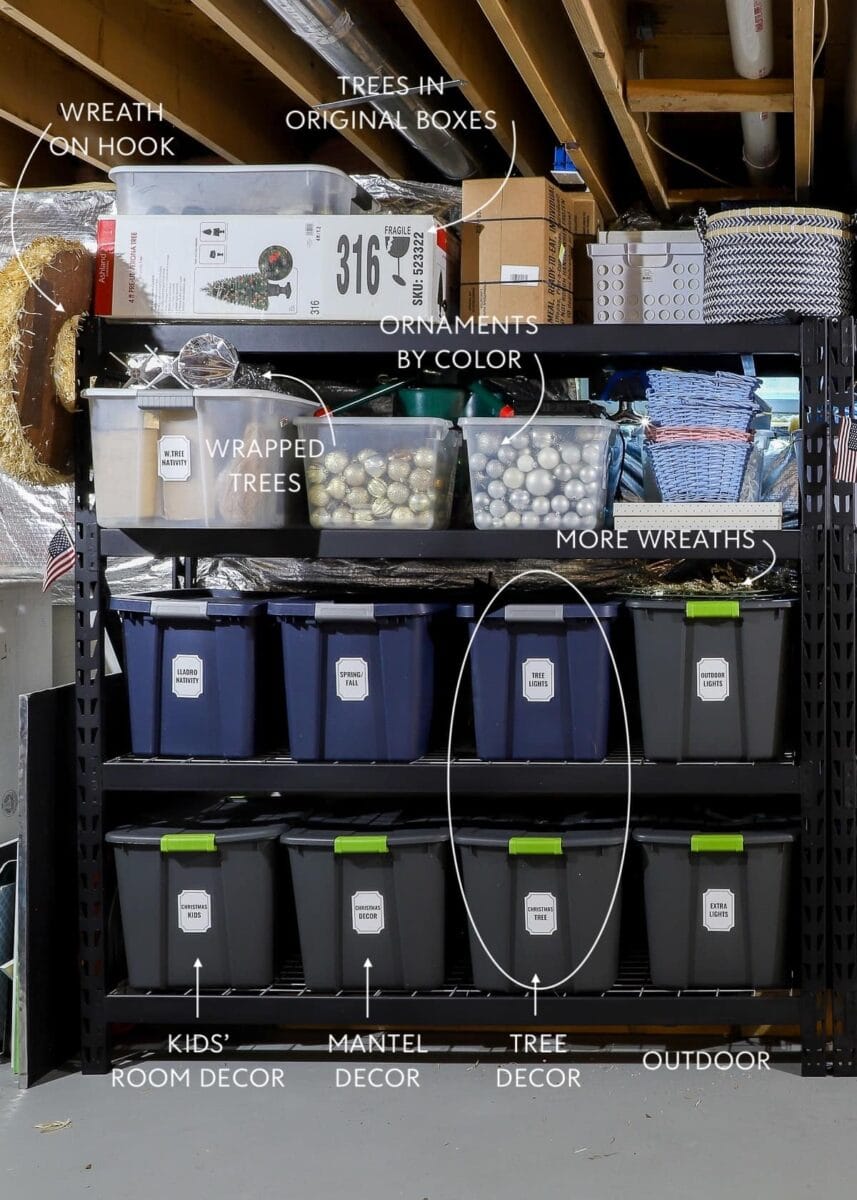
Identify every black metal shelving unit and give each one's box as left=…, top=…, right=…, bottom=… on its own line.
left=75, top=319, right=830, bottom=1074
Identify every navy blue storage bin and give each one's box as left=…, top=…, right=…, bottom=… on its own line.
left=269, top=599, right=445, bottom=762
left=111, top=592, right=267, bottom=758
left=456, top=602, right=620, bottom=761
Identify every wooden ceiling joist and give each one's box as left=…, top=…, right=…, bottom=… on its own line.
left=0, top=114, right=81, bottom=186
left=561, top=0, right=668, bottom=210
left=475, top=0, right=636, bottom=220
left=792, top=0, right=817, bottom=196
left=0, top=0, right=300, bottom=163
left=393, top=0, right=554, bottom=176
left=187, top=0, right=417, bottom=177
left=0, top=20, right=176, bottom=171
left=627, top=78, right=797, bottom=114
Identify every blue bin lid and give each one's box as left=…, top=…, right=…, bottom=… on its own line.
left=268, top=598, right=448, bottom=621
left=456, top=602, right=620, bottom=622
left=110, top=590, right=267, bottom=619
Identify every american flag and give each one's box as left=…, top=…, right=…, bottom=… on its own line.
left=42, top=525, right=75, bottom=592
left=835, top=414, right=857, bottom=483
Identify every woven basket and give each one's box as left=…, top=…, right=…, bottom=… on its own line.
left=696, top=207, right=855, bottom=323
left=648, top=440, right=752, bottom=502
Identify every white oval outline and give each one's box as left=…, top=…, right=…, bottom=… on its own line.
left=446, top=568, right=632, bottom=993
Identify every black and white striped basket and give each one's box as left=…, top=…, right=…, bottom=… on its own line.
left=696, top=206, right=855, bottom=323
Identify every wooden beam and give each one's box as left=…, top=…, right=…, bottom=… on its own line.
left=792, top=0, right=817, bottom=196
left=0, top=0, right=300, bottom=163
left=562, top=0, right=669, bottom=210
left=188, top=0, right=416, bottom=177
left=0, top=115, right=84, bottom=186
left=0, top=20, right=179, bottom=171
left=628, top=78, right=796, bottom=114
left=667, top=186, right=792, bottom=206
left=393, top=0, right=553, bottom=176
left=475, top=0, right=636, bottom=221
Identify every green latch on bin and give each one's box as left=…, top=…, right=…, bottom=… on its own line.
left=690, top=833, right=745, bottom=853
left=334, top=835, right=389, bottom=854
left=508, top=837, right=563, bottom=856
left=685, top=600, right=741, bottom=620
left=160, top=833, right=217, bottom=853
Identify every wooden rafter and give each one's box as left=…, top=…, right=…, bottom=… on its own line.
left=792, top=0, right=817, bottom=196
left=475, top=0, right=635, bottom=220
left=393, top=0, right=554, bottom=176
left=0, top=114, right=84, bottom=186
left=187, top=0, right=417, bottom=177
left=0, top=0, right=301, bottom=163
left=628, top=79, right=797, bottom=114
left=0, top=20, right=178, bottom=171
left=561, top=0, right=668, bottom=210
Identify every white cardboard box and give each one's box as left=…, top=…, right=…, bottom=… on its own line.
left=613, top=502, right=783, bottom=531
left=95, top=214, right=455, bottom=321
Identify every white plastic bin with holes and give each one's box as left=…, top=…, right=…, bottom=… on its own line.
left=588, top=231, right=705, bottom=324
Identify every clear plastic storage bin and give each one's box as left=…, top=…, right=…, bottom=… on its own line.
left=108, top=164, right=375, bottom=216
left=460, top=417, right=620, bottom=531
left=85, top=388, right=317, bottom=528
left=294, top=417, right=461, bottom=530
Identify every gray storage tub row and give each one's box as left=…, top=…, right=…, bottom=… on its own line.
left=628, top=597, right=795, bottom=760
left=634, top=827, right=796, bottom=989
left=455, top=824, right=625, bottom=993
left=281, top=823, right=449, bottom=991
left=108, top=808, right=284, bottom=990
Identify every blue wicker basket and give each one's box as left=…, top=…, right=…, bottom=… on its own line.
left=648, top=440, right=752, bottom=502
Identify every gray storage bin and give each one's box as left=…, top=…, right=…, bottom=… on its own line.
left=108, top=807, right=284, bottom=990
left=627, top=597, right=795, bottom=760
left=634, top=827, right=796, bottom=988
left=282, top=822, right=448, bottom=991
left=455, top=823, right=624, bottom=993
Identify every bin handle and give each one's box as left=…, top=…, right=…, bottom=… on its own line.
left=502, top=605, right=566, bottom=624
left=137, top=390, right=196, bottom=411
left=149, top=599, right=211, bottom=619
left=160, top=833, right=217, bottom=853
left=508, top=837, right=563, bottom=855
left=685, top=600, right=741, bottom=620
left=314, top=602, right=376, bottom=623
left=334, top=835, right=389, bottom=854
left=690, top=833, right=744, bottom=853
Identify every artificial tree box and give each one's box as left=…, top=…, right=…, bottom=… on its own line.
left=460, top=178, right=598, bottom=324
left=95, top=214, right=457, bottom=321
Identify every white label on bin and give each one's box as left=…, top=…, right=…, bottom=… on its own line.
left=696, top=657, right=730, bottom=702
left=702, top=888, right=735, bottom=933
left=158, top=435, right=192, bottom=482
left=172, top=654, right=204, bottom=699
left=522, top=658, right=555, bottom=703
left=351, top=891, right=385, bottom=935
left=178, top=890, right=212, bottom=934
left=336, top=657, right=369, bottom=702
left=524, top=892, right=557, bottom=936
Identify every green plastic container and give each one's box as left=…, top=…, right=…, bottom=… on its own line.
left=398, top=387, right=468, bottom=420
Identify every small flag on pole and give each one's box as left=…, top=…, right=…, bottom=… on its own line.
left=834, top=413, right=857, bottom=483
left=43, top=525, right=75, bottom=592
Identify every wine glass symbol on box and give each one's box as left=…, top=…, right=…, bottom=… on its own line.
left=385, top=233, right=411, bottom=286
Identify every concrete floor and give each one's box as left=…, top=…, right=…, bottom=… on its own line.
left=1, top=1056, right=854, bottom=1198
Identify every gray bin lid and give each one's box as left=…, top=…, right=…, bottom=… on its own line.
left=633, top=827, right=796, bottom=848
left=107, top=797, right=289, bottom=847
left=456, top=602, right=620, bottom=622
left=625, top=597, right=796, bottom=611
left=108, top=824, right=284, bottom=847
left=282, top=826, right=449, bottom=848
left=455, top=825, right=626, bottom=850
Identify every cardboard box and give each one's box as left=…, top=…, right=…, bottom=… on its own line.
left=95, top=214, right=456, bottom=321
left=460, top=177, right=599, bottom=324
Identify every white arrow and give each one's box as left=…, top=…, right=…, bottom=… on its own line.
left=435, top=121, right=517, bottom=235
left=193, top=958, right=203, bottom=1019
left=501, top=352, right=546, bottom=445
left=262, top=371, right=336, bottom=447
left=364, top=958, right=373, bottom=1020
left=531, top=974, right=540, bottom=1018
left=741, top=538, right=777, bottom=587
left=10, top=123, right=65, bottom=313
